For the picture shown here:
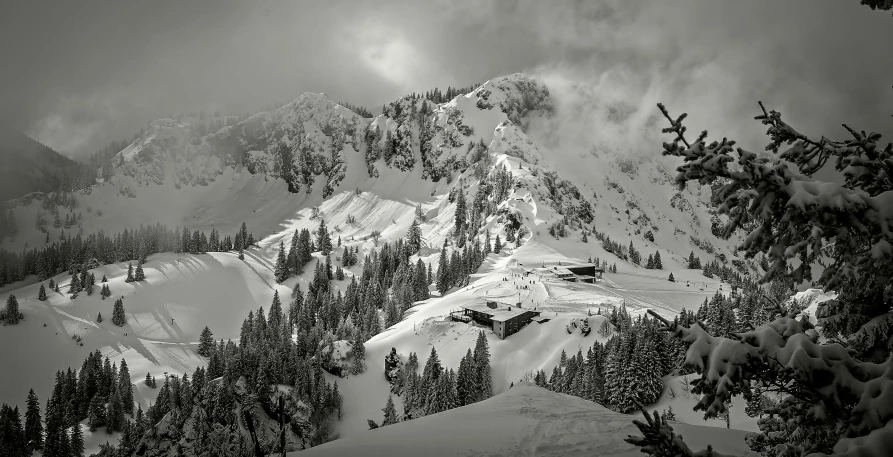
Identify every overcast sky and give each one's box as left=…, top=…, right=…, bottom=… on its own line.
left=1, top=0, right=891, bottom=160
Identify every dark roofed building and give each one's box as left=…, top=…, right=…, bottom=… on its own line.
left=451, top=301, right=542, bottom=339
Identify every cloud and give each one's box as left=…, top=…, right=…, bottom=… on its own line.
left=344, top=22, right=440, bottom=92
left=476, top=0, right=893, bottom=164
left=2, top=0, right=891, bottom=162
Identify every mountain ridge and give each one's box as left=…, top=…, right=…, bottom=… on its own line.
left=0, top=127, right=92, bottom=205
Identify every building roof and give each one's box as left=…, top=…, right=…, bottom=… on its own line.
left=462, top=302, right=539, bottom=322
left=552, top=267, right=574, bottom=276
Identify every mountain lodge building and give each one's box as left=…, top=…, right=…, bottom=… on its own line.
left=450, top=301, right=542, bottom=339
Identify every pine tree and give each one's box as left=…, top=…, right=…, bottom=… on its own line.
left=269, top=290, right=284, bottom=330
left=325, top=254, right=333, bottom=280
left=454, top=190, right=467, bottom=235
left=24, top=389, right=42, bottom=451
left=3, top=294, right=22, bottom=324
left=364, top=303, right=380, bottom=336
left=118, top=359, right=134, bottom=415
left=134, top=260, right=146, bottom=281
left=87, top=395, right=106, bottom=431
left=100, top=284, right=111, bottom=299
left=106, top=388, right=125, bottom=432
left=415, top=203, right=425, bottom=222
left=381, top=395, right=399, bottom=426
left=385, top=297, right=400, bottom=328
left=317, top=219, right=332, bottom=255
left=473, top=331, right=492, bottom=401
left=97, top=312, right=103, bottom=323
left=435, top=243, right=450, bottom=295
left=646, top=253, right=654, bottom=269
left=274, top=241, right=290, bottom=283
left=668, top=272, right=675, bottom=282
left=70, top=271, right=82, bottom=294
left=493, top=235, right=502, bottom=254
left=85, top=273, right=95, bottom=295
left=240, top=222, right=249, bottom=249
left=38, top=283, right=47, bottom=301
left=350, top=332, right=366, bottom=375
left=112, top=297, right=126, bottom=326
left=406, top=219, right=422, bottom=254
left=198, top=326, right=215, bottom=357
left=125, top=262, right=134, bottom=283
left=457, top=349, right=477, bottom=406
left=413, top=259, right=429, bottom=301
left=653, top=250, right=663, bottom=270
left=69, top=423, right=84, bottom=457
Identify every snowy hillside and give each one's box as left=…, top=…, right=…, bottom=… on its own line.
left=313, top=236, right=730, bottom=440
left=0, top=72, right=764, bottom=455
left=296, top=384, right=757, bottom=457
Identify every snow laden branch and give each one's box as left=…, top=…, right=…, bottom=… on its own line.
left=657, top=102, right=892, bottom=293
left=627, top=100, right=893, bottom=457
left=657, top=102, right=893, bottom=358
left=627, top=310, right=893, bottom=457
left=626, top=408, right=733, bottom=457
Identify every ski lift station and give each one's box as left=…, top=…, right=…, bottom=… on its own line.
left=450, top=300, right=542, bottom=339
left=531, top=262, right=603, bottom=283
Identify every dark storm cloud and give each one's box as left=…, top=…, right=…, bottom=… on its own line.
left=1, top=0, right=891, bottom=160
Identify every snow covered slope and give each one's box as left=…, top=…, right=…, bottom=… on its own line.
left=312, top=234, right=728, bottom=440
left=0, top=251, right=289, bottom=409
left=296, top=383, right=757, bottom=457
left=0, top=72, right=761, bottom=453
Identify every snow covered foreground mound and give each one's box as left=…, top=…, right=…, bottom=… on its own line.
left=296, top=384, right=756, bottom=457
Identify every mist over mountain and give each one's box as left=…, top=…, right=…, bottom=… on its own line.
left=0, top=128, right=93, bottom=205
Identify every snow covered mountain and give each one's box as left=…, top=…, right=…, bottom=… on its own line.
left=6, top=73, right=746, bottom=270
left=0, top=72, right=760, bottom=455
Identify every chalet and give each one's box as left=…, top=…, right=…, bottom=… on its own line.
left=450, top=301, right=542, bottom=339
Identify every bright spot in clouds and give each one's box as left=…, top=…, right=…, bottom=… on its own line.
left=350, top=25, right=436, bottom=90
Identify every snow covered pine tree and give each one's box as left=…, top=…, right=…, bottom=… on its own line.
left=627, top=4, right=893, bottom=454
